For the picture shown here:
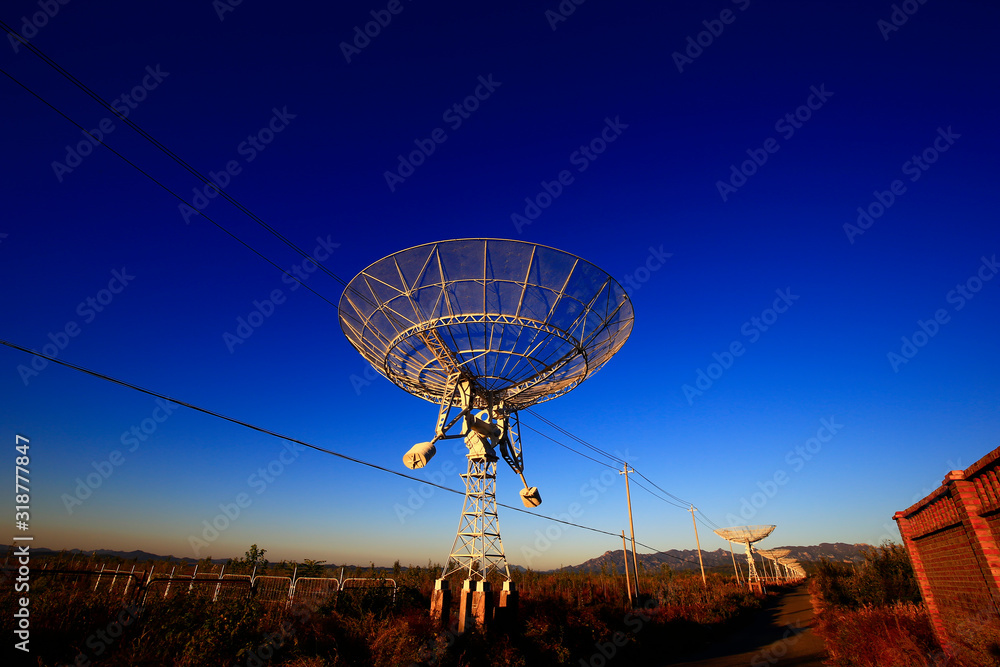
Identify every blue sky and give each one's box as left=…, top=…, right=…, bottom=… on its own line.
left=1, top=0, right=998, bottom=570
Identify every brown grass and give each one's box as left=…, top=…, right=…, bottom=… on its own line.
left=1, top=556, right=770, bottom=667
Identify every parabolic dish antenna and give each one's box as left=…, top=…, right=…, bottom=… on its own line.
left=339, top=239, right=633, bottom=584
left=759, top=548, right=790, bottom=558
left=339, top=238, right=633, bottom=410
left=713, top=525, right=775, bottom=544
left=756, top=548, right=791, bottom=580
left=714, top=525, right=776, bottom=588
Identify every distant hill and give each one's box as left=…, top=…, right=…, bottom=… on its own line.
left=561, top=542, right=871, bottom=574
left=6, top=542, right=871, bottom=574
left=3, top=546, right=207, bottom=564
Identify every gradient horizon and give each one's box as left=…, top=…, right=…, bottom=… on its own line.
left=1, top=0, right=998, bottom=569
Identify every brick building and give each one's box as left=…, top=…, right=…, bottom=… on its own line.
left=894, top=445, right=1000, bottom=654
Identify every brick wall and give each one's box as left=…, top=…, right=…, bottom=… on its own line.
left=894, top=446, right=1000, bottom=655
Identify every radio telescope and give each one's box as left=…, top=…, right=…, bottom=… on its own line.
left=339, top=239, right=633, bottom=591
left=714, top=525, right=775, bottom=590
left=757, top=548, right=790, bottom=580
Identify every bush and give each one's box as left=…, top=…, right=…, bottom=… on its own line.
left=0, top=556, right=767, bottom=666
left=809, top=541, right=1000, bottom=667
left=812, top=600, right=939, bottom=667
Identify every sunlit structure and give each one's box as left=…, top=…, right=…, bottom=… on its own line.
left=757, top=548, right=790, bottom=581
left=779, top=557, right=805, bottom=579
left=340, top=238, right=633, bottom=629
left=714, top=525, right=775, bottom=591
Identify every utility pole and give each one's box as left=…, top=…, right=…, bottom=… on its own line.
left=689, top=505, right=706, bottom=587
left=620, top=464, right=641, bottom=601
left=728, top=541, right=742, bottom=586
left=621, top=530, right=633, bottom=605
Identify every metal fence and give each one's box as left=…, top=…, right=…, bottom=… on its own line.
left=292, top=576, right=339, bottom=604
left=341, top=577, right=397, bottom=604
left=1, top=563, right=390, bottom=609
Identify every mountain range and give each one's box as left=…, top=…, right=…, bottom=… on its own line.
left=7, top=542, right=872, bottom=572
left=560, top=542, right=871, bottom=573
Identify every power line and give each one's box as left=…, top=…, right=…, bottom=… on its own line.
left=2, top=27, right=724, bottom=554
left=0, top=68, right=340, bottom=312
left=629, top=477, right=689, bottom=511
left=1, top=30, right=677, bottom=501
left=0, top=21, right=351, bottom=291
left=632, top=469, right=691, bottom=507
left=1, top=58, right=690, bottom=522
left=523, top=410, right=726, bottom=530
left=519, top=422, right=619, bottom=471
left=696, top=510, right=723, bottom=531
left=0, top=338, right=630, bottom=542
left=633, top=540, right=706, bottom=568
left=524, top=409, right=626, bottom=465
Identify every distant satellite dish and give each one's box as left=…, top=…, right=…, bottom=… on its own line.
left=714, top=525, right=775, bottom=589
left=758, top=548, right=790, bottom=558
left=713, top=525, right=775, bottom=544
left=340, top=239, right=634, bottom=582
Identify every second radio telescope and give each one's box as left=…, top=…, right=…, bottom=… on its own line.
left=715, top=525, right=775, bottom=590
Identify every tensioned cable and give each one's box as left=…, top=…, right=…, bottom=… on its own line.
left=3, top=31, right=629, bottom=449
left=629, top=477, right=689, bottom=511
left=696, top=512, right=723, bottom=531
left=525, top=410, right=727, bottom=529
left=3, top=30, right=720, bottom=538
left=0, top=68, right=340, bottom=311
left=2, top=337, right=715, bottom=570
left=633, top=470, right=691, bottom=507
left=2, top=29, right=632, bottom=393
left=0, top=338, right=630, bottom=540
left=6, top=61, right=709, bottom=533
left=632, top=540, right=705, bottom=568
left=524, top=409, right=627, bottom=465
left=524, top=411, right=726, bottom=529
left=0, top=21, right=351, bottom=291
left=519, top=422, right=618, bottom=471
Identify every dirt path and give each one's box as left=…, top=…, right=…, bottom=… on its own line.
left=661, top=583, right=828, bottom=667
